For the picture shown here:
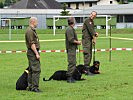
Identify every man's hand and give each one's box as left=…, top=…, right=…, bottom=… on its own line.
left=36, top=54, right=40, bottom=60
left=31, top=44, right=40, bottom=60
left=92, top=37, right=96, bottom=44
left=77, top=41, right=81, bottom=45
left=74, top=40, right=81, bottom=45
left=95, top=32, right=99, bottom=37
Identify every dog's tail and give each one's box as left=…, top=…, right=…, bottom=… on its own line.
left=43, top=76, right=53, bottom=81
left=43, top=77, right=50, bottom=81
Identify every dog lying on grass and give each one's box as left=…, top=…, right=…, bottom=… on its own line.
left=89, top=61, right=100, bottom=74
left=16, top=65, right=88, bottom=90
left=43, top=65, right=88, bottom=81
left=16, top=68, right=29, bottom=90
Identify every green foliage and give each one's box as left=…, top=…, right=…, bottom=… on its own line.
left=118, top=0, right=123, bottom=4
left=4, top=0, right=16, bottom=6
left=0, top=1, right=4, bottom=8
left=118, top=0, right=129, bottom=4
left=12, top=0, right=16, bottom=3
left=60, top=3, right=70, bottom=16
left=4, top=0, right=11, bottom=6
left=128, top=0, right=133, bottom=2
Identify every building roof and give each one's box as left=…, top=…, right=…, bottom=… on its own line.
left=56, top=0, right=99, bottom=3
left=74, top=4, right=133, bottom=15
left=9, top=0, right=63, bottom=9
left=0, top=9, right=80, bottom=15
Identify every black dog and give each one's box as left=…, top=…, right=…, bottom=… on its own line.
left=16, top=68, right=29, bottom=90
left=89, top=61, right=100, bottom=74
left=43, top=64, right=88, bottom=81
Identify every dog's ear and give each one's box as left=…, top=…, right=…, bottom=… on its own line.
left=97, top=61, right=100, bottom=64
left=93, top=61, right=100, bottom=65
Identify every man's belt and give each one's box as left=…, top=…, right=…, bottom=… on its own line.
left=28, top=48, right=39, bottom=51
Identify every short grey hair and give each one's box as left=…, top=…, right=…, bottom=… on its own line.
left=29, top=17, right=37, bottom=24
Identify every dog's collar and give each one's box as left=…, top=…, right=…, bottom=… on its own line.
left=83, top=70, right=88, bottom=74
left=76, top=69, right=82, bottom=75
left=25, top=70, right=29, bottom=74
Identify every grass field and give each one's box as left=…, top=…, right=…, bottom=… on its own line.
left=0, top=29, right=133, bottom=100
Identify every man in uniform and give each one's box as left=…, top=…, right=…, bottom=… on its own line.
left=65, top=17, right=81, bottom=83
left=25, top=17, right=41, bottom=92
left=82, top=11, right=99, bottom=68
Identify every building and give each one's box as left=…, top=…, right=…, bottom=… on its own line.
left=97, top=0, right=118, bottom=5
left=56, top=0, right=98, bottom=9
left=1, top=17, right=30, bottom=29
left=9, top=0, right=62, bottom=9
left=75, top=4, right=133, bottom=28
left=0, top=9, right=80, bottom=29
left=0, top=0, right=133, bottom=29
left=56, top=0, right=119, bottom=9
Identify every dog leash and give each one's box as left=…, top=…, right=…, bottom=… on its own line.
left=76, top=45, right=81, bottom=65
left=78, top=45, right=81, bottom=65
left=93, top=44, right=95, bottom=62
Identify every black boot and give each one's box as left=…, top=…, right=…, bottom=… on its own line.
left=67, top=77, right=76, bottom=83
left=31, top=88, right=42, bottom=93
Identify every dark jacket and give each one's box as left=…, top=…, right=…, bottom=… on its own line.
left=82, top=18, right=96, bottom=39
left=25, top=26, right=40, bottom=49
left=65, top=26, right=78, bottom=51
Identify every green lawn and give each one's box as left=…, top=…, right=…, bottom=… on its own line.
left=0, top=28, right=133, bottom=40
left=0, top=30, right=133, bottom=100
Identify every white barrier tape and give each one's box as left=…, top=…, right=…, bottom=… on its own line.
left=0, top=48, right=133, bottom=54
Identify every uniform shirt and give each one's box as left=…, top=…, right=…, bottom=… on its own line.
left=82, top=18, right=96, bottom=39
left=65, top=26, right=78, bottom=50
left=25, top=26, right=40, bottom=49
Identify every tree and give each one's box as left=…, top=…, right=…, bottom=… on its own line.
left=60, top=3, right=70, bottom=16
left=12, top=0, right=16, bottom=4
left=0, top=2, right=4, bottom=8
left=128, top=0, right=133, bottom=2
left=4, top=0, right=11, bottom=6
left=118, top=0, right=128, bottom=4
left=118, top=0, right=123, bottom=4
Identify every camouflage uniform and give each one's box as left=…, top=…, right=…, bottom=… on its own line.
left=82, top=18, right=96, bottom=66
left=25, top=26, right=41, bottom=90
left=65, top=26, right=78, bottom=78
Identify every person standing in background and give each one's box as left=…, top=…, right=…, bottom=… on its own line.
left=82, top=11, right=99, bottom=68
left=65, top=17, right=81, bottom=83
left=25, top=17, right=41, bottom=92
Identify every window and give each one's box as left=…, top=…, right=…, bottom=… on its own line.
left=117, top=15, right=124, bottom=23
left=110, top=1, right=113, bottom=4
left=47, top=26, right=53, bottom=29
left=18, top=26, right=22, bottom=29
left=56, top=26, right=62, bottom=29
left=76, top=3, right=79, bottom=9
left=75, top=17, right=83, bottom=23
left=125, top=15, right=133, bottom=22
left=68, top=3, right=70, bottom=8
left=89, top=3, right=92, bottom=7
